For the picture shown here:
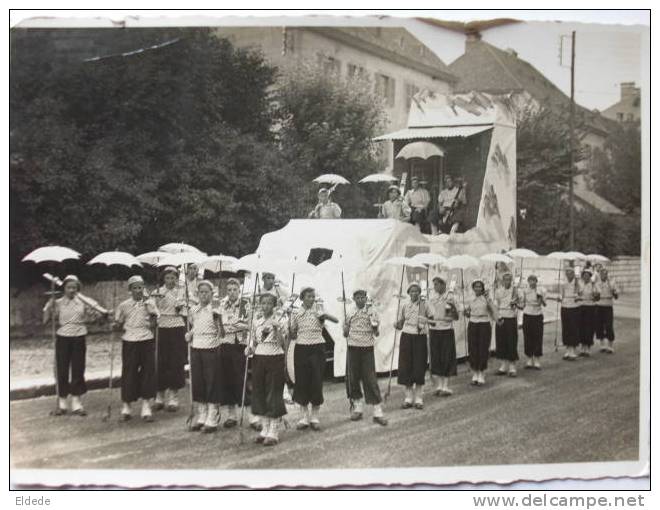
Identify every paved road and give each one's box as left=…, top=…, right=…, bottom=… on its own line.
left=10, top=317, right=640, bottom=471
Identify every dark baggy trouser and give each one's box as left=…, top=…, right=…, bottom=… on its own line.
left=121, top=339, right=156, bottom=403
left=495, top=318, right=519, bottom=362
left=561, top=307, right=581, bottom=347
left=157, top=326, right=187, bottom=391
left=346, top=346, right=382, bottom=405
left=595, top=305, right=615, bottom=341
left=190, top=347, right=221, bottom=403
left=429, top=329, right=458, bottom=376
left=467, top=322, right=491, bottom=371
left=55, top=335, right=87, bottom=397
left=397, top=332, right=428, bottom=386
left=293, top=343, right=325, bottom=407
left=251, top=354, right=287, bottom=418
left=523, top=314, right=544, bottom=357
left=218, top=343, right=249, bottom=406
left=579, top=305, right=597, bottom=347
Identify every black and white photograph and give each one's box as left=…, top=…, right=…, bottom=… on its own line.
left=8, top=9, right=650, bottom=491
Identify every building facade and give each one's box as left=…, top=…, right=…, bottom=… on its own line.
left=602, top=82, right=641, bottom=123
left=213, top=26, right=457, bottom=134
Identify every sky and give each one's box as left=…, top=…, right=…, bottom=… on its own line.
left=13, top=11, right=649, bottom=111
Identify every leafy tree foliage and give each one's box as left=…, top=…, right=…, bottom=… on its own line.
left=274, top=63, right=388, bottom=219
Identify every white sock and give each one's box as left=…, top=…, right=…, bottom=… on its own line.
left=228, top=405, right=238, bottom=420
left=196, top=402, right=208, bottom=424
left=298, top=405, right=309, bottom=423
left=267, top=419, right=279, bottom=440
left=259, top=416, right=269, bottom=437
left=404, top=387, right=414, bottom=402
left=168, top=390, right=179, bottom=406
left=354, top=399, right=364, bottom=413
left=58, top=397, right=68, bottom=410
left=414, top=386, right=424, bottom=404
left=141, top=399, right=152, bottom=417
left=310, top=406, right=320, bottom=423
left=121, top=402, right=132, bottom=415
left=71, top=396, right=83, bottom=411
left=155, top=391, right=165, bottom=404
left=373, top=404, right=384, bottom=418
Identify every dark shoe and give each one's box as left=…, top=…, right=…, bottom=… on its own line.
left=189, top=422, right=203, bottom=432
left=350, top=412, right=363, bottom=421
left=296, top=421, right=310, bottom=431
left=249, top=421, right=263, bottom=432
left=508, top=371, right=517, bottom=378
left=441, top=388, right=454, bottom=396
left=72, top=409, right=87, bottom=417
left=165, top=404, right=178, bottom=413
left=373, top=416, right=389, bottom=426
left=470, top=379, right=479, bottom=385
left=310, top=421, right=321, bottom=431
left=223, top=418, right=237, bottom=429
left=120, top=413, right=132, bottom=422
left=153, top=402, right=165, bottom=412
left=52, top=408, right=67, bottom=416
left=263, top=437, right=279, bottom=446
left=142, top=414, right=154, bottom=423
left=202, top=425, right=218, bottom=433
left=414, top=402, right=424, bottom=410
left=401, top=401, right=413, bottom=409
left=495, top=369, right=507, bottom=376
left=254, top=436, right=265, bottom=444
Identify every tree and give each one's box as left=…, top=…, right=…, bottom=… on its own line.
left=10, top=29, right=295, bottom=283
left=274, top=62, right=388, bottom=219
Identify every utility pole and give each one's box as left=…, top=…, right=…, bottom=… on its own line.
left=568, top=30, right=576, bottom=250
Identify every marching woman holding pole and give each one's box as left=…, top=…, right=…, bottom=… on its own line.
left=185, top=280, right=225, bottom=432
left=394, top=283, right=430, bottom=409
left=577, top=268, right=599, bottom=356
left=494, top=272, right=520, bottom=377
left=343, top=289, right=388, bottom=425
left=154, top=266, right=187, bottom=412
left=559, top=267, right=581, bottom=360
left=42, top=275, right=105, bottom=416
left=595, top=268, right=619, bottom=354
left=246, top=294, right=288, bottom=446
left=114, top=275, right=160, bottom=422
left=290, top=287, right=339, bottom=431
left=426, top=277, right=459, bottom=395
left=520, top=275, right=546, bottom=370
left=464, top=279, right=497, bottom=386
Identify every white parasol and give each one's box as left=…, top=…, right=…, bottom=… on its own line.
left=395, top=141, right=445, bottom=160
left=313, top=174, right=351, bottom=186
left=158, top=242, right=203, bottom=254
left=136, top=251, right=170, bottom=266
left=200, top=254, right=239, bottom=273
left=358, top=173, right=398, bottom=184
left=22, top=246, right=81, bottom=264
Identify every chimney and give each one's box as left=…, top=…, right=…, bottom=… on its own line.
left=620, top=82, right=637, bottom=100
left=465, top=30, right=481, bottom=52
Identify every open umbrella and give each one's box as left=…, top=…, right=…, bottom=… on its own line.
left=87, top=251, right=143, bottom=421
left=395, top=141, right=445, bottom=160
left=157, top=251, right=208, bottom=268
left=22, top=246, right=81, bottom=264
left=158, top=242, right=203, bottom=254
left=22, top=246, right=82, bottom=415
left=480, top=253, right=513, bottom=265
left=586, top=253, right=610, bottom=263
left=312, top=174, right=351, bottom=185
left=358, top=173, right=398, bottom=184
left=136, top=251, right=170, bottom=266
left=200, top=254, right=239, bottom=274
left=507, top=248, right=539, bottom=289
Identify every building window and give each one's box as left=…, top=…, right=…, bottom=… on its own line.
left=347, top=63, right=368, bottom=81
left=616, top=112, right=624, bottom=121
left=375, top=73, right=396, bottom=107
left=317, top=54, right=341, bottom=76
left=627, top=113, right=635, bottom=122
left=405, top=82, right=420, bottom=110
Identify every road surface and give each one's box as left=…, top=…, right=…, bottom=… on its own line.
left=10, top=317, right=640, bottom=471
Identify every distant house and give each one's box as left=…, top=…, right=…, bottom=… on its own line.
left=602, top=82, right=641, bottom=123
left=213, top=26, right=457, bottom=136
left=447, top=33, right=622, bottom=216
